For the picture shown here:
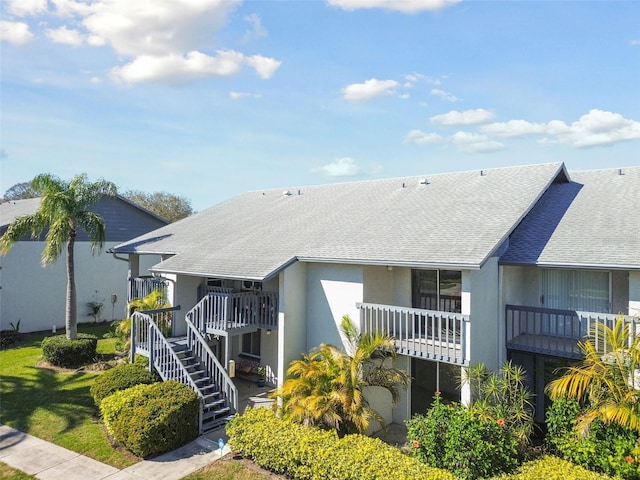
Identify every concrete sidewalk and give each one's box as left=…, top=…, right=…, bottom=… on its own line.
left=0, top=424, right=231, bottom=480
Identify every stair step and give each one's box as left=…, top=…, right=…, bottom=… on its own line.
left=194, top=376, right=211, bottom=385
left=204, top=397, right=224, bottom=407
left=203, top=406, right=230, bottom=421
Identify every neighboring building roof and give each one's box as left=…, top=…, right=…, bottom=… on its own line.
left=0, top=195, right=169, bottom=242
left=500, top=166, right=640, bottom=270
left=113, top=163, right=567, bottom=280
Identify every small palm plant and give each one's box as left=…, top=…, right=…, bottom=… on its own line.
left=546, top=317, right=640, bottom=435
left=272, top=314, right=409, bottom=435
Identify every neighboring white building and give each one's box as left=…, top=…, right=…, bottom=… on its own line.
left=0, top=196, right=168, bottom=333
left=112, top=163, right=640, bottom=430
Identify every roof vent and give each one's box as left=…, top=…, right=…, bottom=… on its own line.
left=618, top=168, right=625, bottom=176
left=418, top=178, right=429, bottom=185
left=480, top=170, right=486, bottom=176
left=283, top=190, right=292, bottom=196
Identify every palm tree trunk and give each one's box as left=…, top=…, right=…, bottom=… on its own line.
left=66, top=236, right=77, bottom=340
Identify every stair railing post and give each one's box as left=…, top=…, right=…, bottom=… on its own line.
left=148, top=321, right=155, bottom=373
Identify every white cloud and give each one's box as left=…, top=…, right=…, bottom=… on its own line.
left=327, top=0, right=461, bottom=13
left=244, top=54, right=281, bottom=79
left=0, top=21, right=34, bottom=45
left=430, top=88, right=460, bottom=102
left=230, top=91, right=261, bottom=100
left=7, top=0, right=48, bottom=16
left=112, top=50, right=271, bottom=84
left=313, top=157, right=361, bottom=177
left=430, top=108, right=495, bottom=126
left=342, top=78, right=399, bottom=101
left=404, top=130, right=444, bottom=145
left=631, top=39, right=640, bottom=46
left=481, top=110, right=640, bottom=147
left=554, top=109, right=640, bottom=148
left=450, top=131, right=505, bottom=153
left=243, top=13, right=267, bottom=42
left=46, top=26, right=84, bottom=45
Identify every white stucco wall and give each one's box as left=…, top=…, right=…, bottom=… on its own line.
left=502, top=266, right=541, bottom=307
left=0, top=241, right=158, bottom=333
left=171, top=274, right=201, bottom=336
left=278, top=261, right=308, bottom=386
left=305, top=263, right=363, bottom=351
left=469, top=257, right=501, bottom=371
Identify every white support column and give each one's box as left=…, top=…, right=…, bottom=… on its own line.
left=630, top=271, right=640, bottom=317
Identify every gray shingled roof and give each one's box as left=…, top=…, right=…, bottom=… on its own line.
left=0, top=198, right=42, bottom=229
left=113, top=163, right=566, bottom=280
left=500, top=166, right=640, bottom=270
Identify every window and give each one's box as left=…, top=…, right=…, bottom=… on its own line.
left=542, top=269, right=610, bottom=313
left=412, top=270, right=462, bottom=313
left=241, top=331, right=261, bottom=356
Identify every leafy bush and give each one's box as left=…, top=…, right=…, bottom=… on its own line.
left=227, top=406, right=456, bottom=480
left=41, top=333, right=98, bottom=367
left=90, top=363, right=158, bottom=407
left=100, top=380, right=199, bottom=458
left=406, top=394, right=518, bottom=479
left=0, top=330, right=22, bottom=347
left=489, top=455, right=613, bottom=480
left=546, top=398, right=640, bottom=479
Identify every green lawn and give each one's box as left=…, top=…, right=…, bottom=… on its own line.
left=0, top=322, right=139, bottom=469
left=0, top=462, right=38, bottom=480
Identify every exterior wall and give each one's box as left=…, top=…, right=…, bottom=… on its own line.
left=0, top=241, right=158, bottom=333
left=305, top=263, right=363, bottom=351
left=278, top=261, right=308, bottom=386
left=171, top=273, right=200, bottom=336
left=469, top=257, right=501, bottom=371
left=363, top=265, right=394, bottom=305
left=630, top=271, right=640, bottom=317
left=502, top=266, right=541, bottom=307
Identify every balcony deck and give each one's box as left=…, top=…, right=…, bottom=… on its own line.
left=506, top=304, right=637, bottom=359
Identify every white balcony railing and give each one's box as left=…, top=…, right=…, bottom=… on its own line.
left=358, top=302, right=470, bottom=365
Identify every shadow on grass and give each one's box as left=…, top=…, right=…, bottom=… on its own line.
left=0, top=366, right=97, bottom=434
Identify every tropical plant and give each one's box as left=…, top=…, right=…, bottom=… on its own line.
left=272, top=314, right=409, bottom=436
left=128, top=289, right=172, bottom=337
left=461, top=361, right=535, bottom=457
left=0, top=173, right=116, bottom=339
left=546, top=317, right=640, bottom=435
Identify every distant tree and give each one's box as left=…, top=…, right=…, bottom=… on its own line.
left=123, top=190, right=193, bottom=222
left=2, top=182, right=39, bottom=201
left=0, top=173, right=117, bottom=339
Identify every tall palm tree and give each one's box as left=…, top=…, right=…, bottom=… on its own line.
left=0, top=173, right=117, bottom=340
left=273, top=315, right=409, bottom=435
left=546, top=317, right=640, bottom=435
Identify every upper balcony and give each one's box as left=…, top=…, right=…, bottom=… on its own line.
left=358, top=302, right=470, bottom=366
left=506, top=304, right=638, bottom=359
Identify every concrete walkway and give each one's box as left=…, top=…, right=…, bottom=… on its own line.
left=0, top=378, right=276, bottom=480
left=0, top=424, right=232, bottom=480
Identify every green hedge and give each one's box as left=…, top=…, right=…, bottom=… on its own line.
left=226, top=407, right=457, bottom=480
left=90, top=363, right=158, bottom=407
left=41, top=333, right=98, bottom=368
left=100, top=381, right=199, bottom=458
left=489, top=456, right=613, bottom=480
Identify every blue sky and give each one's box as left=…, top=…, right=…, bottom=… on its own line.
left=1, top=0, right=638, bottom=212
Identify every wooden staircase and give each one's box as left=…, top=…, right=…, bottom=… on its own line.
left=130, top=308, right=238, bottom=434
left=170, top=339, right=232, bottom=433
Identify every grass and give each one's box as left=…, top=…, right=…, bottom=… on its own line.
left=183, top=455, right=283, bottom=480
left=0, top=462, right=38, bottom=480
left=0, top=321, right=139, bottom=469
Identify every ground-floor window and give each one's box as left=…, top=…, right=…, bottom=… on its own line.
left=410, top=358, right=460, bottom=415
left=241, top=331, right=261, bottom=357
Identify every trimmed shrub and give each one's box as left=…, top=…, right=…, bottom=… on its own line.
left=41, top=333, right=98, bottom=368
left=406, top=394, right=518, bottom=480
left=489, top=455, right=614, bottom=480
left=100, top=380, right=199, bottom=458
left=227, top=406, right=457, bottom=480
left=0, top=330, right=22, bottom=347
left=546, top=398, right=640, bottom=479
left=90, top=363, right=158, bottom=407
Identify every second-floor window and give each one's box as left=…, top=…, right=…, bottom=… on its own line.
left=411, top=269, right=462, bottom=313
left=541, top=269, right=610, bottom=313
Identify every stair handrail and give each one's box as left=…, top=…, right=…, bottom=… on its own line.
left=185, top=310, right=238, bottom=413
left=130, top=310, right=206, bottom=432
